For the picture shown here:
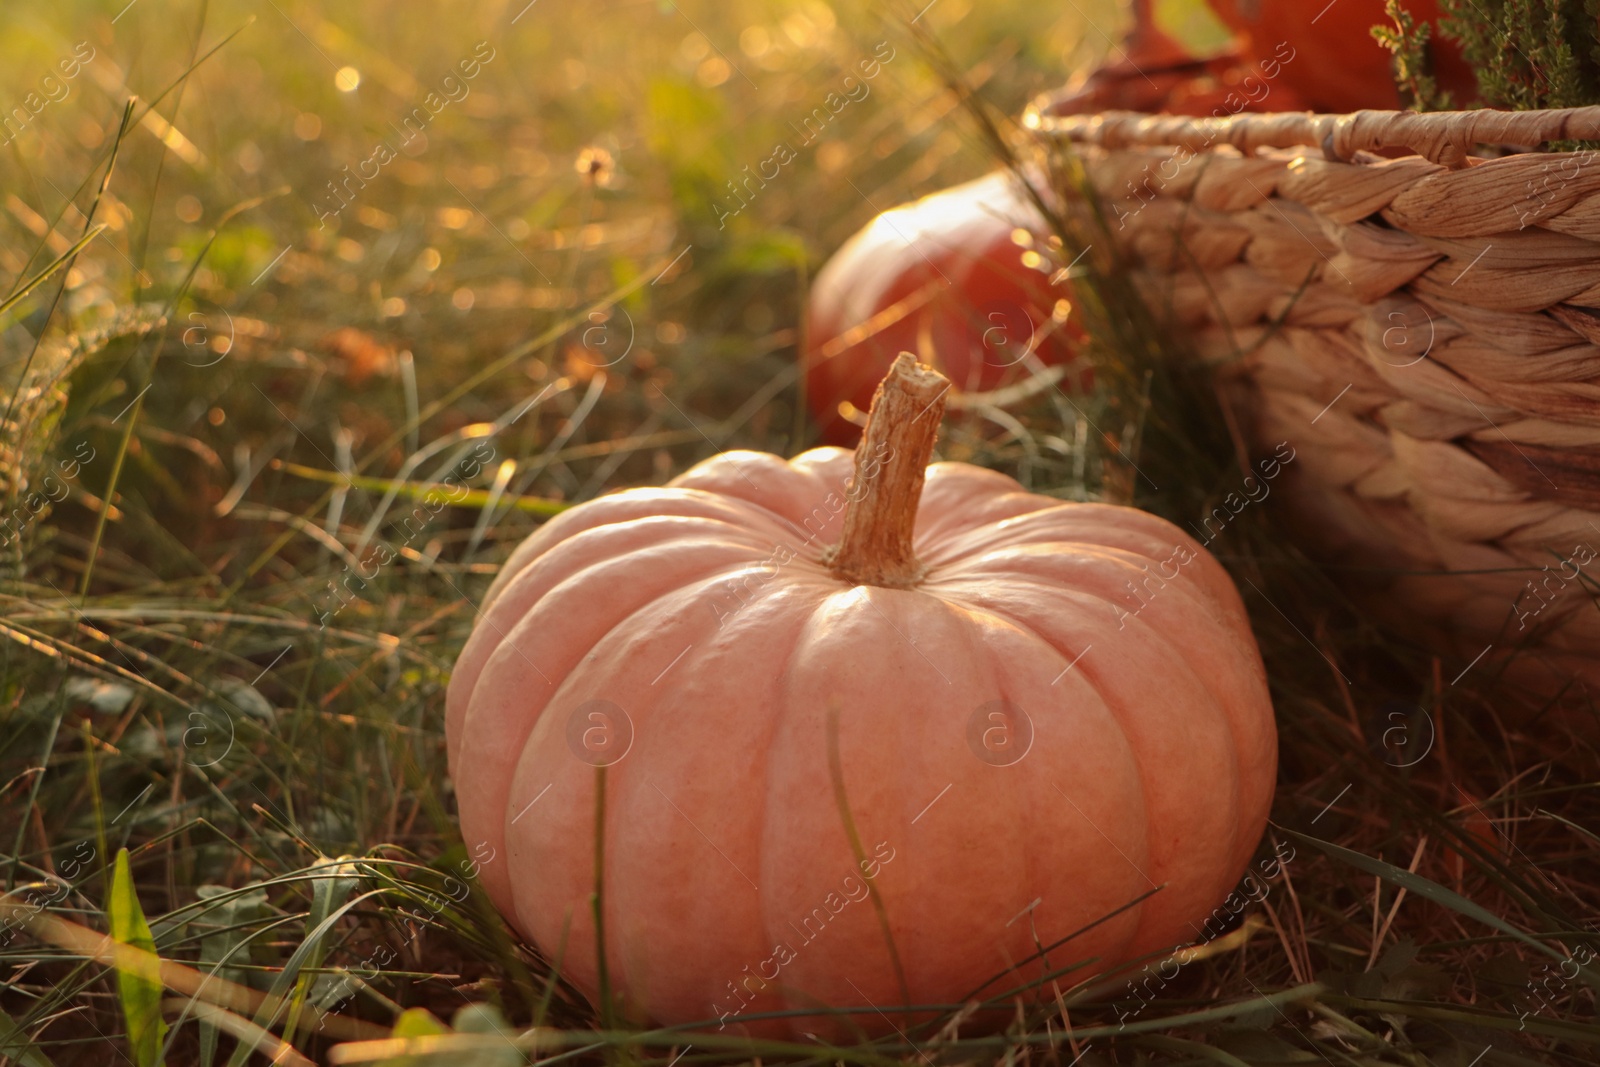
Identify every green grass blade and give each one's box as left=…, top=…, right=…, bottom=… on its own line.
left=825, top=702, right=908, bottom=1019
left=283, top=858, right=361, bottom=1045
left=224, top=883, right=392, bottom=1067
left=192, top=885, right=270, bottom=1067
left=0, top=224, right=106, bottom=324
left=273, top=460, right=571, bottom=516
left=1135, top=1033, right=1254, bottom=1067
left=108, top=848, right=168, bottom=1066
left=0, top=1007, right=56, bottom=1067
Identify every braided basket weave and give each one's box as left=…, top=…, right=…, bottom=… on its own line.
left=1029, top=105, right=1600, bottom=696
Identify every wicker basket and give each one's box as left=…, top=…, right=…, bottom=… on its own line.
left=1028, top=105, right=1600, bottom=697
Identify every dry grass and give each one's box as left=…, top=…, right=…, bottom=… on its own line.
left=1, top=1, right=1597, bottom=1064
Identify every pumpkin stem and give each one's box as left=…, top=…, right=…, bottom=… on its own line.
left=824, top=353, right=949, bottom=588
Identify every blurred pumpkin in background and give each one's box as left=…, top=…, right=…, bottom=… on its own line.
left=803, top=170, right=1087, bottom=445
left=803, top=0, right=1481, bottom=445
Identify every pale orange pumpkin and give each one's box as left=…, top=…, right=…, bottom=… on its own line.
left=446, top=355, right=1277, bottom=1034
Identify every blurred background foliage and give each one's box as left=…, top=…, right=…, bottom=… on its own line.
left=1, top=0, right=1120, bottom=555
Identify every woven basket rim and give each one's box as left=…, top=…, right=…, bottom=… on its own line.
left=1025, top=105, right=1600, bottom=167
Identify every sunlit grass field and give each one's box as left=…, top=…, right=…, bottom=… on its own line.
left=2, top=0, right=1598, bottom=1064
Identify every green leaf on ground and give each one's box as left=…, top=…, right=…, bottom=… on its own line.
left=108, top=848, right=167, bottom=1067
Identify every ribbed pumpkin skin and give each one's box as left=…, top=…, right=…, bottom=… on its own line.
left=446, top=446, right=1276, bottom=1033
